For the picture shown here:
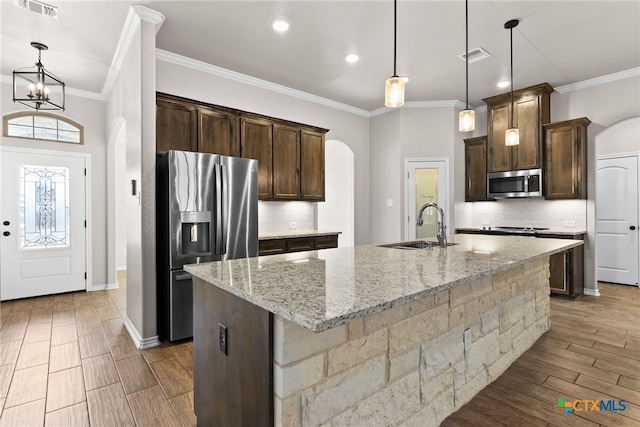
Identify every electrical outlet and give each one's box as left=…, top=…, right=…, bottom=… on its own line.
left=289, top=221, right=297, bottom=230
left=564, top=220, right=576, bottom=228
left=219, top=323, right=228, bottom=355
left=464, top=328, right=472, bottom=351
left=481, top=219, right=490, bottom=226
left=386, top=199, right=394, bottom=207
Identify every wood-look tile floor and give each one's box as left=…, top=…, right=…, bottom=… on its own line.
left=0, top=272, right=196, bottom=427
left=1, top=279, right=638, bottom=426
left=444, top=282, right=640, bottom=427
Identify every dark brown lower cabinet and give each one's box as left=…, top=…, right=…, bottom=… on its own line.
left=193, top=277, right=273, bottom=427
left=548, top=246, right=583, bottom=297
left=258, top=234, right=339, bottom=256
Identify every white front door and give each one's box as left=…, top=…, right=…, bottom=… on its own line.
left=596, top=155, right=639, bottom=286
left=405, top=159, right=449, bottom=241
left=1, top=147, right=87, bottom=300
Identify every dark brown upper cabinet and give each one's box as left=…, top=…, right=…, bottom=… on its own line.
left=544, top=117, right=590, bottom=200
left=300, top=129, right=325, bottom=201
left=156, top=97, right=198, bottom=153
left=483, top=83, right=553, bottom=173
left=240, top=116, right=273, bottom=200
left=464, top=136, right=493, bottom=202
left=272, top=124, right=300, bottom=200
left=197, top=107, right=240, bottom=157
left=156, top=92, right=328, bottom=202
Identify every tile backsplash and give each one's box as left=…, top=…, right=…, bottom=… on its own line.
left=464, top=199, right=587, bottom=230
left=258, top=201, right=316, bottom=233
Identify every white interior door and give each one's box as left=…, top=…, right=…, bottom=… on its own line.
left=1, top=147, right=87, bottom=300
left=405, top=159, right=449, bottom=241
left=596, top=155, right=639, bottom=286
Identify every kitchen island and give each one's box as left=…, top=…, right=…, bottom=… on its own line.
left=185, top=234, right=582, bottom=426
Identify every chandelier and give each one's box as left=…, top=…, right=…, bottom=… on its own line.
left=13, top=42, right=66, bottom=111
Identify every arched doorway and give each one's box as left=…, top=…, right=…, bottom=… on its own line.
left=317, top=139, right=355, bottom=247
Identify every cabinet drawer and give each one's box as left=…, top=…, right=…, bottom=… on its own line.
left=315, top=235, right=338, bottom=249
left=258, top=239, right=287, bottom=256
left=286, top=237, right=314, bottom=253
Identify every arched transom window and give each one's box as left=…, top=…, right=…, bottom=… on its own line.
left=3, top=111, right=83, bottom=144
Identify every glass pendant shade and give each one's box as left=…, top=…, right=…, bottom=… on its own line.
left=385, top=76, right=408, bottom=108
left=459, top=109, right=475, bottom=132
left=505, top=128, right=520, bottom=146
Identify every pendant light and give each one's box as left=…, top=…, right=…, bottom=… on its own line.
left=13, top=42, right=65, bottom=111
left=504, top=19, right=519, bottom=146
left=385, top=0, right=408, bottom=108
left=458, top=0, right=475, bottom=132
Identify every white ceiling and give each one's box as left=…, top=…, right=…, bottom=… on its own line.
left=2, top=1, right=639, bottom=111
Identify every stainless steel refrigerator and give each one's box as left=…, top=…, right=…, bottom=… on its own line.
left=156, top=150, right=258, bottom=341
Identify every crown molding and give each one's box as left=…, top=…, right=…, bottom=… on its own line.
left=370, top=100, right=471, bottom=117
left=555, top=67, right=640, bottom=94
left=131, top=5, right=166, bottom=31
left=156, top=49, right=371, bottom=118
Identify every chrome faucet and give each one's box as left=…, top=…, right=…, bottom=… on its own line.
left=417, top=203, right=447, bottom=248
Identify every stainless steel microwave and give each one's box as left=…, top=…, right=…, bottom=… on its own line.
left=487, top=168, right=543, bottom=198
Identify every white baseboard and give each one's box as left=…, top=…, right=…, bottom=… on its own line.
left=88, top=283, right=119, bottom=291
left=123, top=315, right=160, bottom=349
left=583, top=288, right=601, bottom=296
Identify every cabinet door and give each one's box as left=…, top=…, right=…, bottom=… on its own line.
left=300, top=130, right=325, bottom=201
left=544, top=120, right=588, bottom=200
left=258, top=239, right=286, bottom=256
left=272, top=124, right=300, bottom=200
left=156, top=100, right=198, bottom=153
left=513, top=96, right=541, bottom=170
left=464, top=136, right=491, bottom=202
left=315, top=235, right=338, bottom=249
left=487, top=102, right=512, bottom=172
left=198, top=108, right=240, bottom=156
left=549, top=251, right=570, bottom=295
left=241, top=117, right=273, bottom=200
left=287, top=237, right=314, bottom=252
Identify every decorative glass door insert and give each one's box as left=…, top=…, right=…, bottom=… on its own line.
left=20, top=164, right=70, bottom=249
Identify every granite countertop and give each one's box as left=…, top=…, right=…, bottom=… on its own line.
left=185, top=234, right=582, bottom=333
left=456, top=227, right=587, bottom=237
left=258, top=230, right=342, bottom=240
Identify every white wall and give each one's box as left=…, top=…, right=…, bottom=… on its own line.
left=318, top=139, right=355, bottom=247
left=369, top=106, right=459, bottom=244
left=1, top=83, right=109, bottom=288
left=155, top=59, right=371, bottom=245
left=105, top=7, right=161, bottom=346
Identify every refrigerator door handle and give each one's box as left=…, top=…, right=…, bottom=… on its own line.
left=215, top=164, right=223, bottom=255
left=221, top=164, right=229, bottom=254
left=175, top=273, right=192, bottom=281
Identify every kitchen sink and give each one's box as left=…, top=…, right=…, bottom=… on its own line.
left=378, top=240, right=458, bottom=250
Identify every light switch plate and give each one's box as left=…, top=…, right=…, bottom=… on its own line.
left=289, top=221, right=297, bottom=230
left=386, top=199, right=393, bottom=207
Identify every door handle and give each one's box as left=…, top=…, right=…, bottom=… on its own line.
left=2, top=221, right=9, bottom=226
left=3, top=231, right=10, bottom=236
left=631, top=226, right=637, bottom=230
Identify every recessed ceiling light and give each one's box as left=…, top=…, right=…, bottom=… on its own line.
left=497, top=80, right=510, bottom=88
left=345, top=54, right=359, bottom=63
left=271, top=19, right=290, bottom=32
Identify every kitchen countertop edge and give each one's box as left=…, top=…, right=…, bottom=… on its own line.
left=186, top=236, right=583, bottom=333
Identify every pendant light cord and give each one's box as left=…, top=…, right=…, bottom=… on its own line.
left=393, top=0, right=397, bottom=77
left=465, top=0, right=469, bottom=110
left=509, top=25, right=514, bottom=128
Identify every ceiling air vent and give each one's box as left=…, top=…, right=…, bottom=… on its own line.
left=459, top=47, right=491, bottom=64
left=12, top=0, right=57, bottom=19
